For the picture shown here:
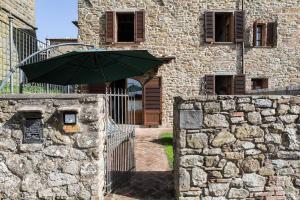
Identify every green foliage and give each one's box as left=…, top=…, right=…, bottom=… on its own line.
left=160, top=132, right=174, bottom=169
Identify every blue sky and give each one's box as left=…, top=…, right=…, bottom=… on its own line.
left=36, top=0, right=78, bottom=41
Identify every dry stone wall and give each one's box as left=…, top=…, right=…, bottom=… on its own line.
left=0, top=94, right=106, bottom=200
left=78, top=0, right=300, bottom=127
left=174, top=95, right=300, bottom=200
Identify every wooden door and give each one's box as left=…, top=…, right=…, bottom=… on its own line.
left=143, top=77, right=162, bottom=126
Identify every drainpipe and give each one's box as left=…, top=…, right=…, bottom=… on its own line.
left=242, top=0, right=245, bottom=74
left=9, top=14, right=14, bottom=94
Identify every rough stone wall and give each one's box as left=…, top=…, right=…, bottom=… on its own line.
left=0, top=0, right=35, bottom=27
left=174, top=95, right=300, bottom=200
left=78, top=0, right=300, bottom=127
left=0, top=94, right=106, bottom=200
left=0, top=0, right=36, bottom=86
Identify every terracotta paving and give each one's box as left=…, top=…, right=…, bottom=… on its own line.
left=105, top=128, right=175, bottom=200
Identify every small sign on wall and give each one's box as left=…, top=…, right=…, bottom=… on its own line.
left=23, top=113, right=43, bottom=144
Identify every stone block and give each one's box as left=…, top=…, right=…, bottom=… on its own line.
left=180, top=155, right=204, bottom=167
left=62, top=160, right=80, bottom=175
left=211, top=130, right=236, bottom=147
left=44, top=145, right=69, bottom=158
left=221, top=100, right=236, bottom=111
left=204, top=102, right=221, bottom=113
left=277, top=104, right=290, bottom=115
left=208, top=183, right=229, bottom=197
left=179, top=168, right=190, bottom=192
left=192, top=167, right=207, bottom=186
left=255, top=99, right=273, bottom=108
left=224, top=162, right=239, bottom=178
left=180, top=110, right=203, bottom=129
left=204, top=114, right=229, bottom=128
left=225, top=152, right=244, bottom=160
left=235, top=124, right=264, bottom=140
left=80, top=162, right=98, bottom=178
left=247, top=112, right=262, bottom=125
left=0, top=138, right=17, bottom=151
left=21, top=173, right=42, bottom=192
left=238, top=104, right=255, bottom=112
left=261, top=109, right=276, bottom=116
left=242, top=157, right=260, bottom=173
left=228, top=188, right=249, bottom=199
left=186, top=133, right=208, bottom=149
left=230, top=117, right=244, bottom=124
left=48, top=172, right=78, bottom=187
left=277, top=151, right=300, bottom=159
left=242, top=173, right=266, bottom=187
left=6, top=155, right=32, bottom=177
left=279, top=115, right=298, bottom=124
left=76, top=132, right=100, bottom=148
left=205, top=156, right=219, bottom=167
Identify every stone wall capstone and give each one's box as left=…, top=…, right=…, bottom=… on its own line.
left=174, top=95, right=300, bottom=200
left=0, top=94, right=106, bottom=200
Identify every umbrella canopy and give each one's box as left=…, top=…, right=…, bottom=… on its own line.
left=20, top=49, right=164, bottom=85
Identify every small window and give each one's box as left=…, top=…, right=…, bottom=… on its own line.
left=253, top=22, right=277, bottom=47
left=205, top=11, right=244, bottom=43
left=251, top=78, right=268, bottom=90
left=215, top=75, right=234, bottom=95
left=255, top=25, right=263, bottom=46
left=215, top=13, right=234, bottom=42
left=117, top=13, right=135, bottom=42
left=205, top=74, right=246, bottom=95
left=105, top=11, right=145, bottom=43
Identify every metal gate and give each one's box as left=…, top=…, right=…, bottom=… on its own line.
left=105, top=89, right=136, bottom=193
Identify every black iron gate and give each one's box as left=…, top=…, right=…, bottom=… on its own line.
left=105, top=89, right=136, bottom=193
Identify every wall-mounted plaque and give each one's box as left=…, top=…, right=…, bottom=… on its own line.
left=23, top=113, right=43, bottom=144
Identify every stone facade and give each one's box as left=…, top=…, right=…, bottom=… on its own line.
left=0, top=0, right=36, bottom=86
left=0, top=94, right=106, bottom=200
left=174, top=95, right=300, bottom=200
left=78, top=0, right=300, bottom=127
left=0, top=0, right=35, bottom=27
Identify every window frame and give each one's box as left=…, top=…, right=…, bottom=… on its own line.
left=105, top=10, right=145, bottom=44
left=116, top=12, right=135, bottom=43
left=205, top=10, right=244, bottom=44
left=214, top=12, right=235, bottom=44
left=251, top=78, right=269, bottom=90
left=253, top=21, right=277, bottom=48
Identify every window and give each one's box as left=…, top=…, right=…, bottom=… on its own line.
left=205, top=11, right=244, bottom=43
left=106, top=11, right=145, bottom=43
left=215, top=13, right=234, bottom=42
left=253, top=22, right=277, bottom=47
left=117, top=13, right=135, bottom=42
left=251, top=78, right=268, bottom=90
left=255, top=25, right=263, bottom=46
left=205, top=74, right=246, bottom=95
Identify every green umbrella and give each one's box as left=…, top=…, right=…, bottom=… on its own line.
left=20, top=49, right=163, bottom=85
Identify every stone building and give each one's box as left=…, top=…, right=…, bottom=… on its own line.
left=0, top=0, right=36, bottom=86
left=78, top=0, right=300, bottom=127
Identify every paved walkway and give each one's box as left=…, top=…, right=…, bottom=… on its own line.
left=105, top=128, right=175, bottom=200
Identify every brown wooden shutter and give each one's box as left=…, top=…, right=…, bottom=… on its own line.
left=106, top=11, right=115, bottom=43
left=235, top=11, right=245, bottom=43
left=205, top=11, right=215, bottom=43
left=205, top=75, right=215, bottom=95
left=262, top=24, right=267, bottom=46
left=267, top=22, right=277, bottom=47
left=135, top=10, right=145, bottom=43
left=144, top=77, right=161, bottom=126
left=253, top=22, right=257, bottom=46
left=234, top=75, right=246, bottom=95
